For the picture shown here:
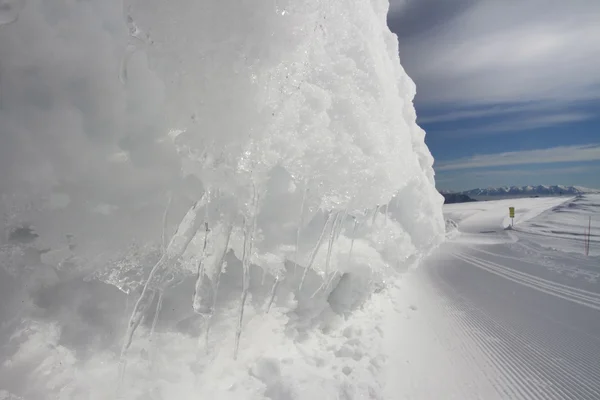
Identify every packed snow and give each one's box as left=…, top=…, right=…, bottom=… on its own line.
left=3, top=1, right=598, bottom=399
left=407, top=194, right=600, bottom=399
left=350, top=194, right=599, bottom=399
left=0, top=0, right=444, bottom=399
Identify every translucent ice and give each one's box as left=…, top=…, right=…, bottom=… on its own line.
left=0, top=0, right=23, bottom=27
left=0, top=0, right=445, bottom=396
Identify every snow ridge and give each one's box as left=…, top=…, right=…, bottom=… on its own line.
left=461, top=185, right=599, bottom=197
left=0, top=0, right=443, bottom=399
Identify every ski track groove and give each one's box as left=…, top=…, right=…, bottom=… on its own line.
left=432, top=267, right=533, bottom=400
left=435, top=262, right=590, bottom=400
left=438, top=296, right=507, bottom=400
left=453, top=252, right=600, bottom=311
left=438, top=296, right=514, bottom=399
left=460, top=304, right=562, bottom=400
left=455, top=288, right=589, bottom=400
left=452, top=251, right=600, bottom=399
left=420, top=272, right=504, bottom=399
left=462, top=248, right=600, bottom=344
left=463, top=251, right=600, bottom=303
left=455, top=251, right=600, bottom=387
left=466, top=244, right=600, bottom=278
left=439, top=267, right=578, bottom=400
left=512, top=233, right=600, bottom=266
left=432, top=266, right=531, bottom=399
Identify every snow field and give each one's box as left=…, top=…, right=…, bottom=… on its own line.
left=0, top=0, right=444, bottom=399
left=424, top=194, right=600, bottom=399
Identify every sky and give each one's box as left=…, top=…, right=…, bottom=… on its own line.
left=387, top=0, right=600, bottom=191
left=1, top=0, right=598, bottom=204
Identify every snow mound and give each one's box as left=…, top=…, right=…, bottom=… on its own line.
left=0, top=0, right=443, bottom=398
left=445, top=218, right=460, bottom=238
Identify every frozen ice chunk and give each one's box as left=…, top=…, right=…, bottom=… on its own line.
left=0, top=0, right=23, bottom=27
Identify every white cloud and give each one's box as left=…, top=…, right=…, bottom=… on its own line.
left=449, top=165, right=599, bottom=178
left=417, top=102, right=571, bottom=124
left=431, top=112, right=593, bottom=137
left=395, top=0, right=600, bottom=106
left=437, top=144, right=600, bottom=171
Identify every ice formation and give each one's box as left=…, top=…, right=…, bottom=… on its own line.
left=0, top=0, right=444, bottom=398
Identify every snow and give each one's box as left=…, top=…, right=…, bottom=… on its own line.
left=398, top=194, right=600, bottom=399
left=5, top=0, right=596, bottom=398
left=516, top=195, right=600, bottom=256
left=462, top=185, right=600, bottom=198
left=445, top=196, right=570, bottom=235
left=0, top=1, right=444, bottom=399
left=444, top=195, right=599, bottom=255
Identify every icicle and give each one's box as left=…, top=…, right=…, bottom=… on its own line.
left=310, top=211, right=344, bottom=298
left=161, top=192, right=172, bottom=254
left=294, top=186, right=308, bottom=276
left=371, top=205, right=380, bottom=226
left=205, top=224, right=233, bottom=345
left=234, top=223, right=249, bottom=360
left=316, top=217, right=359, bottom=298
left=147, top=289, right=164, bottom=368
left=117, top=360, right=128, bottom=394
left=324, top=211, right=341, bottom=275
left=192, top=223, right=212, bottom=315
left=118, top=288, right=156, bottom=389
left=261, top=265, right=268, bottom=286
left=347, top=217, right=358, bottom=267
left=299, top=211, right=333, bottom=291
left=266, top=275, right=280, bottom=313
left=124, top=291, right=130, bottom=318
left=311, top=216, right=358, bottom=299
left=335, top=209, right=348, bottom=240
left=383, top=204, right=388, bottom=227
left=310, top=270, right=339, bottom=298
left=120, top=196, right=206, bottom=378
left=211, top=225, right=233, bottom=310
left=165, top=197, right=207, bottom=259
left=119, top=44, right=137, bottom=84
left=150, top=289, right=163, bottom=338
left=234, top=187, right=259, bottom=359
left=121, top=287, right=156, bottom=355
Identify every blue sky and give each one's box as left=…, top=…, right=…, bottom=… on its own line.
left=387, top=0, right=600, bottom=191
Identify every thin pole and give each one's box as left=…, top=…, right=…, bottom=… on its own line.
left=584, top=225, right=588, bottom=256
left=586, top=217, right=591, bottom=256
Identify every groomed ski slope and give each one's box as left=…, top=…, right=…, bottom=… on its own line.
left=0, top=1, right=445, bottom=398
left=386, top=194, right=600, bottom=399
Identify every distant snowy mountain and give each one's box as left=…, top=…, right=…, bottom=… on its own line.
left=461, top=185, right=600, bottom=197
left=440, top=192, right=477, bottom=204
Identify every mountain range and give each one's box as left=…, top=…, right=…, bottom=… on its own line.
left=443, top=185, right=599, bottom=198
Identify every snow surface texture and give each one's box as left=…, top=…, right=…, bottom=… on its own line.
left=459, top=185, right=599, bottom=198
left=410, top=194, right=600, bottom=399
left=0, top=1, right=443, bottom=399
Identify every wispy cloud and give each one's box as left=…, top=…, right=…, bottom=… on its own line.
left=431, top=112, right=594, bottom=137
left=436, top=164, right=600, bottom=191
left=436, top=144, right=600, bottom=171
left=390, top=1, right=600, bottom=106
left=449, top=165, right=600, bottom=178
left=435, top=112, right=594, bottom=137
left=417, top=101, right=590, bottom=124
left=418, top=103, right=541, bottom=124
left=480, top=113, right=594, bottom=132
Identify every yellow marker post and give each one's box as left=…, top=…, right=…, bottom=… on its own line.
left=509, top=207, right=515, bottom=227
